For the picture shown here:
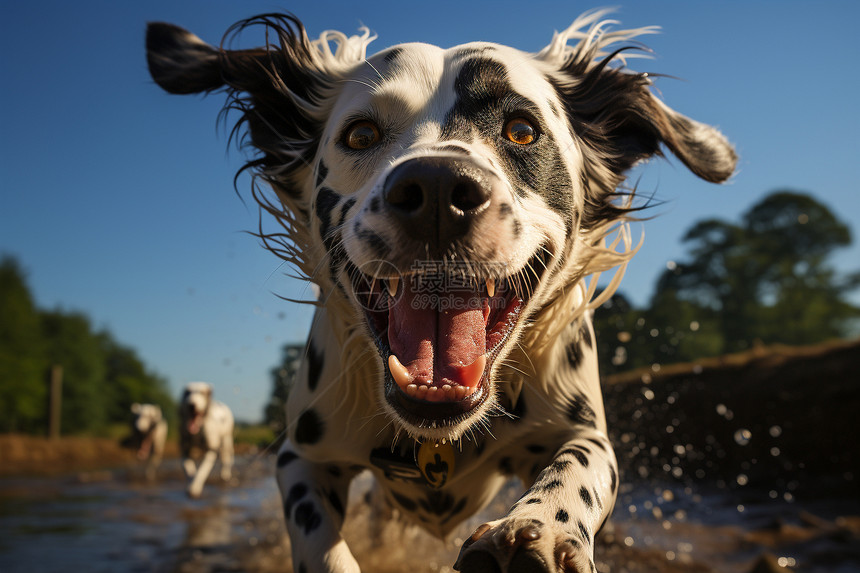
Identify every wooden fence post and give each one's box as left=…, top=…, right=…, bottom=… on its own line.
left=48, top=365, right=63, bottom=439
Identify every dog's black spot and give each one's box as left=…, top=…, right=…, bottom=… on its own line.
left=579, top=486, right=593, bottom=509
left=556, top=508, right=570, bottom=523
left=526, top=444, right=546, bottom=454
left=525, top=497, right=542, bottom=504
left=277, top=451, right=298, bottom=468
left=498, top=202, right=512, bottom=217
left=580, top=323, right=594, bottom=348
left=284, top=482, right=308, bottom=518
left=327, top=489, right=345, bottom=519
left=586, top=437, right=606, bottom=451
left=549, top=459, right=572, bottom=473
left=307, top=342, right=324, bottom=392
left=357, top=229, right=389, bottom=257
left=315, top=187, right=341, bottom=249
left=540, top=479, right=563, bottom=492
left=338, top=197, right=356, bottom=226
left=559, top=447, right=589, bottom=467
left=609, top=463, right=617, bottom=492
left=294, top=501, right=322, bottom=535
left=512, top=218, right=522, bottom=239
left=368, top=195, right=381, bottom=213
left=566, top=338, right=583, bottom=368
left=392, top=491, right=418, bottom=512
left=452, top=46, right=496, bottom=60
left=441, top=497, right=468, bottom=525
left=384, top=47, right=404, bottom=63
left=294, top=409, right=325, bottom=445
left=578, top=521, right=591, bottom=544
left=566, top=395, right=596, bottom=427
left=419, top=491, right=456, bottom=516
left=316, top=161, right=329, bottom=188
left=549, top=100, right=561, bottom=118
left=593, top=488, right=603, bottom=510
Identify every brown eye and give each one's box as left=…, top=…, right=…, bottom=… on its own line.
left=504, top=118, right=537, bottom=145
left=345, top=120, right=381, bottom=150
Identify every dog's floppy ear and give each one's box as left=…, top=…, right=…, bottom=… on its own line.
left=146, top=23, right=225, bottom=95
left=146, top=17, right=336, bottom=196
left=557, top=60, right=737, bottom=185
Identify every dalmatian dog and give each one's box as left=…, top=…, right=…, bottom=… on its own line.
left=130, top=403, right=168, bottom=480
left=179, top=382, right=235, bottom=498
left=147, top=10, right=735, bottom=572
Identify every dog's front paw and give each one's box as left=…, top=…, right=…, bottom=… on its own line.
left=454, top=517, right=593, bottom=573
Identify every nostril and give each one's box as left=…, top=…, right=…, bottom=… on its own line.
left=450, top=181, right=489, bottom=213
left=385, top=182, right=424, bottom=214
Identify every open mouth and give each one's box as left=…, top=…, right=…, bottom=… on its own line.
left=347, top=250, right=549, bottom=428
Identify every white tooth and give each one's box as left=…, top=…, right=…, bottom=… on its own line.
left=389, top=276, right=399, bottom=297
left=486, top=278, right=495, bottom=298
left=406, top=384, right=418, bottom=397
left=388, top=354, right=413, bottom=389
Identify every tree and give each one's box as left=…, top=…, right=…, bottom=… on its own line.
left=656, top=190, right=859, bottom=353
left=594, top=190, right=860, bottom=374
left=0, top=256, right=47, bottom=432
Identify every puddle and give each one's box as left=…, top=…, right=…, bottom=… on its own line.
left=1, top=456, right=857, bottom=573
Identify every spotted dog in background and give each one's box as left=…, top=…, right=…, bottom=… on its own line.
left=130, top=403, right=167, bottom=480
left=179, top=382, right=235, bottom=498
left=147, top=10, right=735, bottom=572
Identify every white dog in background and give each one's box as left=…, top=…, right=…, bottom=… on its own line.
left=179, top=382, right=235, bottom=498
left=130, top=403, right=168, bottom=480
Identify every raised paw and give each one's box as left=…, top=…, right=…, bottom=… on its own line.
left=454, top=518, right=594, bottom=573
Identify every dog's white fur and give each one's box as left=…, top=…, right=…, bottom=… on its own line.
left=130, top=403, right=168, bottom=480
left=179, top=382, right=235, bottom=498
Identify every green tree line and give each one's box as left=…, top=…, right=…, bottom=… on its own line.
left=593, top=190, right=860, bottom=375
left=0, top=256, right=175, bottom=434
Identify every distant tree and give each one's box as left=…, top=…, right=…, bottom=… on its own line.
left=0, top=256, right=46, bottom=432
left=657, top=190, right=859, bottom=353
left=264, top=343, right=304, bottom=443
left=595, top=191, right=860, bottom=374
left=41, top=310, right=108, bottom=434
left=100, top=334, right=176, bottom=425
left=0, top=254, right=178, bottom=436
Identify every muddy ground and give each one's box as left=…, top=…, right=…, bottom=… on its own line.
left=1, top=339, right=858, bottom=572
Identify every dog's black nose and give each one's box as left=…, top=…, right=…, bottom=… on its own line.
left=383, top=157, right=492, bottom=252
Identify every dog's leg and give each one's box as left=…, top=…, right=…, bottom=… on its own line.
left=276, top=440, right=359, bottom=573
left=220, top=433, right=234, bottom=481
left=455, top=430, right=617, bottom=573
left=187, top=450, right=217, bottom=498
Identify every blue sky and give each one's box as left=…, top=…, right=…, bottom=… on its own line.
left=2, top=1, right=858, bottom=422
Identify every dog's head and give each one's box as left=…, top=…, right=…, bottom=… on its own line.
left=181, top=382, right=212, bottom=435
left=131, top=403, right=163, bottom=434
left=148, top=11, right=736, bottom=442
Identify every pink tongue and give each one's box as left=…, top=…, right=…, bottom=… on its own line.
left=388, top=278, right=486, bottom=387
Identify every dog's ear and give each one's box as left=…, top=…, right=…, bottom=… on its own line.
left=146, top=23, right=225, bottom=95
left=146, top=17, right=335, bottom=200
left=556, top=62, right=737, bottom=185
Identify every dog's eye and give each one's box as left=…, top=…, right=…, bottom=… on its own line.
left=504, top=118, right=537, bottom=145
left=345, top=121, right=382, bottom=150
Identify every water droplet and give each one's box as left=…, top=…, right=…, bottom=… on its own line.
left=736, top=474, right=749, bottom=486
left=716, top=404, right=727, bottom=416
left=769, top=425, right=782, bottom=438
left=734, top=429, right=752, bottom=445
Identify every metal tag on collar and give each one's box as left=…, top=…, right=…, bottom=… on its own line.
left=416, top=439, right=455, bottom=489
